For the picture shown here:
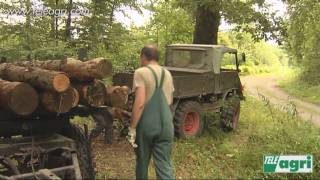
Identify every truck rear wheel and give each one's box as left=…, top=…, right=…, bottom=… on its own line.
left=174, top=101, right=204, bottom=138
left=220, top=96, right=240, bottom=131
left=62, top=124, right=95, bottom=179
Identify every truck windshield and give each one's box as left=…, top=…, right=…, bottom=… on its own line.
left=167, top=49, right=206, bottom=69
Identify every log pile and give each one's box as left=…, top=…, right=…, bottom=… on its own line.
left=0, top=58, right=129, bottom=116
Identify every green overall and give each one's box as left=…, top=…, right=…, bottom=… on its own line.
left=135, top=66, right=174, bottom=180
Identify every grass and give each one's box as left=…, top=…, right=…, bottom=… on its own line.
left=84, top=96, right=320, bottom=179
left=279, top=70, right=320, bottom=105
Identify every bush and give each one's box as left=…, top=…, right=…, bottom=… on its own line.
left=279, top=69, right=320, bottom=104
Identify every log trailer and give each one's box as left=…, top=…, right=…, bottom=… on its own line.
left=0, top=58, right=116, bottom=179
left=0, top=57, right=130, bottom=179
left=0, top=107, right=97, bottom=179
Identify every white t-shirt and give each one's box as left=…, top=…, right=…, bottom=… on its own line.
left=132, top=64, right=174, bottom=105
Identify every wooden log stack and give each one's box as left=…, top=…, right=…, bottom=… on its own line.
left=14, top=57, right=112, bottom=81
left=0, top=79, right=38, bottom=115
left=0, top=57, right=129, bottom=117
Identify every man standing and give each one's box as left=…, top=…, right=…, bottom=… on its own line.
left=127, top=45, right=175, bottom=179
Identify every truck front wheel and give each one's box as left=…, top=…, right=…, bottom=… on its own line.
left=62, top=124, right=95, bottom=179
left=174, top=101, right=204, bottom=138
left=220, top=96, right=241, bottom=131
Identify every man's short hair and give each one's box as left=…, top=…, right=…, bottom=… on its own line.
left=140, top=45, right=159, bottom=61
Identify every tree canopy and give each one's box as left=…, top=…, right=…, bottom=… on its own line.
left=175, top=0, right=284, bottom=44
left=285, top=0, right=320, bottom=84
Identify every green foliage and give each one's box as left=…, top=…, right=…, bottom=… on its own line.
left=286, top=0, right=320, bottom=85
left=279, top=69, right=320, bottom=105
left=219, top=31, right=288, bottom=74
left=147, top=0, right=194, bottom=47
left=240, top=65, right=277, bottom=75
left=176, top=0, right=284, bottom=43
left=0, top=0, right=140, bottom=61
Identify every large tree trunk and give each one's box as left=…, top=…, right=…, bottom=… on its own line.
left=74, top=80, right=106, bottom=107
left=193, top=5, right=221, bottom=45
left=0, top=63, right=70, bottom=92
left=15, top=58, right=112, bottom=81
left=0, top=79, right=38, bottom=115
left=105, top=85, right=129, bottom=108
left=55, top=0, right=59, bottom=46
left=40, top=87, right=79, bottom=113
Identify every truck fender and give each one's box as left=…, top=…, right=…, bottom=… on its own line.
left=222, top=88, right=238, bottom=101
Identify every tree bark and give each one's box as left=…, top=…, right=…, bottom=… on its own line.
left=0, top=63, right=70, bottom=92
left=15, top=58, right=112, bottom=81
left=193, top=5, right=221, bottom=45
left=55, top=0, right=59, bottom=46
left=40, top=87, right=79, bottom=113
left=105, top=85, right=129, bottom=108
left=74, top=80, right=106, bottom=107
left=0, top=79, right=39, bottom=115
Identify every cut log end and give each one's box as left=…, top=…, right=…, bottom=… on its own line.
left=53, top=74, right=70, bottom=92
left=71, top=87, right=80, bottom=108
left=8, top=82, right=39, bottom=116
left=41, top=87, right=79, bottom=113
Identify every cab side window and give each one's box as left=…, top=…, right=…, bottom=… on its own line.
left=221, top=53, right=237, bottom=70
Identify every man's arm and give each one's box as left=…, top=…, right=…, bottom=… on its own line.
left=130, top=86, right=145, bottom=129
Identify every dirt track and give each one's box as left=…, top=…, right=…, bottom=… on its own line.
left=241, top=75, right=320, bottom=126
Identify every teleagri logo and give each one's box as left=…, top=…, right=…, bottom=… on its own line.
left=263, top=155, right=313, bottom=173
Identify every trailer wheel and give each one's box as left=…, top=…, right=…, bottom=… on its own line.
left=174, top=101, right=203, bottom=138
left=62, top=124, right=95, bottom=179
left=220, top=96, right=240, bottom=131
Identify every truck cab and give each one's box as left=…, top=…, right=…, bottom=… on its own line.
left=165, top=44, right=243, bottom=97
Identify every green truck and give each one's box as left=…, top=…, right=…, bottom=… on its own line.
left=113, top=44, right=245, bottom=138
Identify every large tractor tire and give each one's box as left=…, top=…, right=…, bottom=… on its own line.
left=62, top=124, right=95, bottom=179
left=220, top=96, right=241, bottom=131
left=174, top=101, right=204, bottom=138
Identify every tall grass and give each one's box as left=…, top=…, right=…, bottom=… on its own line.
left=279, top=69, right=320, bottom=104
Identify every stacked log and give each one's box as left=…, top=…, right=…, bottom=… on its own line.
left=105, top=85, right=129, bottom=108
left=0, top=63, right=70, bottom=92
left=15, top=57, right=112, bottom=81
left=74, top=80, right=106, bottom=107
left=0, top=57, right=130, bottom=117
left=0, top=79, right=38, bottom=115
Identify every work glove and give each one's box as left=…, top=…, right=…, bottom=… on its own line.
left=127, top=127, right=138, bottom=148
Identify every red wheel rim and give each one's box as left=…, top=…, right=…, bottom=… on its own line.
left=232, top=106, right=240, bottom=129
left=184, top=112, right=200, bottom=136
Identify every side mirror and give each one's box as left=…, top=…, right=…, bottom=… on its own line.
left=240, top=53, right=246, bottom=63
